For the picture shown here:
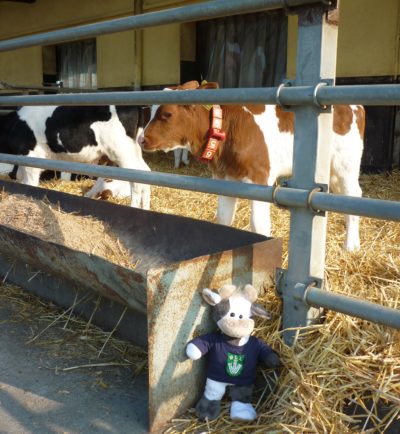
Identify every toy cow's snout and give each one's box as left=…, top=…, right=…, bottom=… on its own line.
left=213, top=295, right=255, bottom=339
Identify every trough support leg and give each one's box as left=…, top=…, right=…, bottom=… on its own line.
left=280, top=2, right=339, bottom=345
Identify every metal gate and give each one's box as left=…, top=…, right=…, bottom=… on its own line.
left=0, top=0, right=400, bottom=428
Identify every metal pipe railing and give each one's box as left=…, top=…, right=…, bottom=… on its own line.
left=274, top=187, right=400, bottom=222
left=0, top=81, right=99, bottom=94
left=1, top=154, right=399, bottom=222
left=0, top=0, right=324, bottom=53
left=1, top=84, right=399, bottom=107
left=294, top=284, right=400, bottom=330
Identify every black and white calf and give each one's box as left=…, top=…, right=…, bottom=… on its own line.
left=0, top=105, right=150, bottom=209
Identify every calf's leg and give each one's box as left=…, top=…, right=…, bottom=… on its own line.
left=251, top=200, right=271, bottom=237
left=217, top=195, right=237, bottom=227
left=330, top=172, right=362, bottom=252
left=107, top=137, right=151, bottom=210
left=16, top=166, right=42, bottom=186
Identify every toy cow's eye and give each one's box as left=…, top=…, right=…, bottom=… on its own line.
left=230, top=312, right=235, bottom=317
left=239, top=314, right=243, bottom=319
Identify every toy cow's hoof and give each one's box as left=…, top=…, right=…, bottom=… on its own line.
left=230, top=401, right=257, bottom=421
left=195, top=396, right=221, bottom=420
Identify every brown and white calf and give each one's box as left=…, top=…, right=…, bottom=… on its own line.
left=138, top=81, right=365, bottom=251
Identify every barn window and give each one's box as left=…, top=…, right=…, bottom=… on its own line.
left=56, top=38, right=97, bottom=89
left=197, top=11, right=287, bottom=88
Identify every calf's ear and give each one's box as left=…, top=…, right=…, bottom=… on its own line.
left=251, top=303, right=272, bottom=320
left=202, top=288, right=221, bottom=306
left=178, top=80, right=200, bottom=90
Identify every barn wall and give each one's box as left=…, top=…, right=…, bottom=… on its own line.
left=0, top=0, right=188, bottom=89
left=141, top=0, right=195, bottom=86
left=286, top=0, right=400, bottom=171
left=0, top=47, right=42, bottom=87
left=142, top=24, right=181, bottom=86
left=97, top=31, right=136, bottom=89
left=0, top=0, right=136, bottom=88
left=287, top=0, right=400, bottom=79
left=0, top=0, right=135, bottom=39
left=0, top=0, right=399, bottom=94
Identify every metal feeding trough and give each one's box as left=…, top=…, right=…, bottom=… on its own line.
left=0, top=179, right=282, bottom=432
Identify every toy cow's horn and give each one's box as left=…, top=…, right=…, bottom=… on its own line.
left=218, top=284, right=236, bottom=300
left=242, top=284, right=259, bottom=303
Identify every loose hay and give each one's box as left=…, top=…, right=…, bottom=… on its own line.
left=0, top=192, right=135, bottom=269
left=0, top=162, right=399, bottom=433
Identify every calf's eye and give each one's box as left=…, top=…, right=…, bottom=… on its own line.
left=161, top=112, right=172, bottom=120
left=230, top=312, right=235, bottom=317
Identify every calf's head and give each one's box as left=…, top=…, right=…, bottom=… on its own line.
left=202, top=284, right=271, bottom=339
left=138, top=81, right=219, bottom=155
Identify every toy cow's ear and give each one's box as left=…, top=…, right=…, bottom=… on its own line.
left=202, top=288, right=221, bottom=306
left=251, top=303, right=272, bottom=319
left=242, top=284, right=259, bottom=303
left=218, top=284, right=236, bottom=300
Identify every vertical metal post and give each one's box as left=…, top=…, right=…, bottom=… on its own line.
left=280, top=2, right=339, bottom=345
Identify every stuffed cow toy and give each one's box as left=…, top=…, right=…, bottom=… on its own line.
left=186, top=284, right=281, bottom=421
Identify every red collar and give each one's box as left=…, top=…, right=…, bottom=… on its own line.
left=196, top=105, right=226, bottom=163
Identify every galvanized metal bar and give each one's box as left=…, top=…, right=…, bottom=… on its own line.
left=1, top=84, right=400, bottom=107
left=1, top=154, right=399, bottom=222
left=0, top=81, right=99, bottom=93
left=0, top=0, right=324, bottom=53
left=294, top=284, right=400, bottom=330
left=0, top=88, right=276, bottom=106
left=274, top=84, right=400, bottom=106
left=0, top=153, right=274, bottom=200
left=273, top=187, right=400, bottom=221
left=309, top=191, right=400, bottom=221
left=280, top=3, right=339, bottom=345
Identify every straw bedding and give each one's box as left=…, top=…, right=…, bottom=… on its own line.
left=0, top=154, right=399, bottom=433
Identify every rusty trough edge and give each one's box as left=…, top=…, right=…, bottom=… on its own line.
left=0, top=224, right=148, bottom=313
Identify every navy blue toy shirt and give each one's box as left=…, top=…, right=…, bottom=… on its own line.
left=188, top=332, right=275, bottom=385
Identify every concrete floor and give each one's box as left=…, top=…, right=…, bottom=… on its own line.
left=0, top=304, right=149, bottom=434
